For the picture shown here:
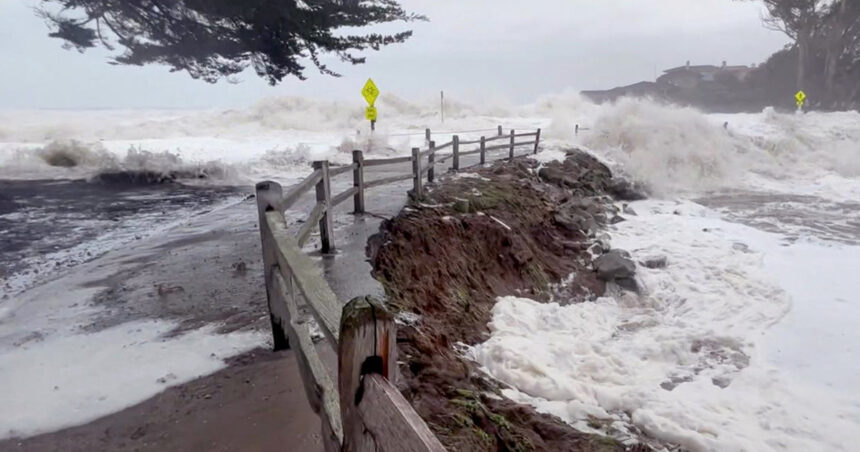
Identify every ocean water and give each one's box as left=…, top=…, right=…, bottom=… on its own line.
left=2, top=94, right=859, bottom=447
left=471, top=98, right=860, bottom=451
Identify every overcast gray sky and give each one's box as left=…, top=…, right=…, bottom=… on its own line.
left=0, top=0, right=789, bottom=109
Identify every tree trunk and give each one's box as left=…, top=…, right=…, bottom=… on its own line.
left=823, top=0, right=849, bottom=105
left=797, top=25, right=811, bottom=93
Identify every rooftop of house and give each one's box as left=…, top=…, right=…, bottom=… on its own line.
left=663, top=62, right=751, bottom=74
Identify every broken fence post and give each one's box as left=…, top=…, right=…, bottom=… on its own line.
left=427, top=141, right=436, bottom=183
left=313, top=160, right=335, bottom=253
left=480, top=136, right=486, bottom=165
left=352, top=150, right=365, bottom=214
left=452, top=135, right=460, bottom=171
left=411, top=147, right=423, bottom=200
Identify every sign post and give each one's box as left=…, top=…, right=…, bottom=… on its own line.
left=795, top=90, right=807, bottom=111
left=362, top=78, right=379, bottom=132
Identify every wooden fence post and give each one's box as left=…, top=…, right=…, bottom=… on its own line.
left=427, top=141, right=436, bottom=183
left=452, top=135, right=460, bottom=171
left=338, top=296, right=396, bottom=452
left=534, top=128, right=541, bottom=154
left=411, top=147, right=423, bottom=200
left=509, top=129, right=515, bottom=160
left=480, top=136, right=486, bottom=165
left=313, top=161, right=335, bottom=253
left=425, top=128, right=431, bottom=145
left=254, top=180, right=289, bottom=350
left=352, top=150, right=365, bottom=214
left=497, top=125, right=503, bottom=136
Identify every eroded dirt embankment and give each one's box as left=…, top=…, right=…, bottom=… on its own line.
left=368, top=151, right=650, bottom=451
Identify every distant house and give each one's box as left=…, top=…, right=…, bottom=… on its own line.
left=581, top=81, right=663, bottom=103
left=580, top=60, right=755, bottom=106
left=658, top=61, right=751, bottom=88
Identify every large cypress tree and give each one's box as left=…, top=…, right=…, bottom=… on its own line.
left=37, top=0, right=425, bottom=83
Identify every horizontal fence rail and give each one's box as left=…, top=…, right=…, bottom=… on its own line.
left=255, top=124, right=542, bottom=451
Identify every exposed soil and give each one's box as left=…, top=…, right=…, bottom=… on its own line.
left=368, top=151, right=652, bottom=451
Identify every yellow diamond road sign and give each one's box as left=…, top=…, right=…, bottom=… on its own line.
left=362, top=78, right=379, bottom=106
left=365, top=106, right=377, bottom=121
left=795, top=90, right=807, bottom=103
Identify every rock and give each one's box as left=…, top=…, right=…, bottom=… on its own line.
left=640, top=255, right=668, bottom=269
left=608, top=178, right=647, bottom=201
left=538, top=166, right=579, bottom=188
left=732, top=242, right=750, bottom=253
left=584, top=217, right=599, bottom=237
left=616, top=277, right=639, bottom=292
left=711, top=376, right=732, bottom=389
left=609, top=215, right=626, bottom=224
left=623, top=204, right=638, bottom=216
left=593, top=249, right=636, bottom=281
left=553, top=211, right=588, bottom=232
left=559, top=240, right=588, bottom=251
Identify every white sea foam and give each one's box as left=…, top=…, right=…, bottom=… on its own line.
left=0, top=204, right=268, bottom=439
left=471, top=200, right=860, bottom=451
left=575, top=98, right=860, bottom=198
left=0, top=319, right=264, bottom=439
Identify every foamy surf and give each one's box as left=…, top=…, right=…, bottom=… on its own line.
left=466, top=96, right=860, bottom=451
left=471, top=200, right=860, bottom=451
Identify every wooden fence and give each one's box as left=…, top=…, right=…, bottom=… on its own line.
left=255, top=126, right=541, bottom=451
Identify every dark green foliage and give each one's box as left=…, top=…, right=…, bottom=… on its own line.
left=756, top=0, right=860, bottom=109
left=37, top=0, right=425, bottom=83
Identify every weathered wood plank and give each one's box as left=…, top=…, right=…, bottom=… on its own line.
left=265, top=211, right=341, bottom=345
left=433, top=140, right=453, bottom=150
left=272, top=272, right=343, bottom=451
left=482, top=134, right=507, bottom=143
left=458, top=148, right=482, bottom=157
left=427, top=141, right=436, bottom=183
left=412, top=147, right=423, bottom=199
left=456, top=138, right=482, bottom=145
left=296, top=202, right=326, bottom=248
left=452, top=135, right=460, bottom=171
left=363, top=155, right=413, bottom=167
left=480, top=136, right=486, bottom=165
left=358, top=374, right=447, bottom=452
left=483, top=143, right=510, bottom=152
left=330, top=163, right=358, bottom=178
left=513, top=131, right=538, bottom=138
left=352, top=150, right=365, bottom=214
left=364, top=173, right=413, bottom=189
left=313, top=161, right=334, bottom=253
left=338, top=297, right=398, bottom=452
left=282, top=169, right=323, bottom=211
left=533, top=128, right=541, bottom=154
left=332, top=187, right=359, bottom=208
